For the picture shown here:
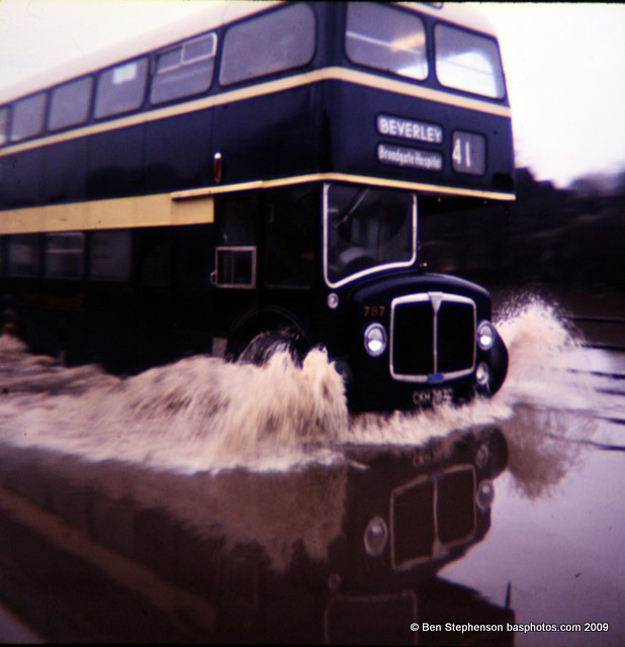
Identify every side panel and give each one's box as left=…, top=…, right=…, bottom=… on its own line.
left=212, top=85, right=320, bottom=185
left=43, top=139, right=88, bottom=205
left=87, top=123, right=145, bottom=200
left=144, top=109, right=214, bottom=194
left=0, top=224, right=216, bottom=373
left=1, top=149, right=43, bottom=207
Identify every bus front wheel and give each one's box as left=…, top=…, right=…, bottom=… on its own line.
left=231, top=327, right=308, bottom=367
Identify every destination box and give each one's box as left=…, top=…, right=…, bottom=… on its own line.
left=377, top=114, right=443, bottom=144
left=377, top=143, right=443, bottom=171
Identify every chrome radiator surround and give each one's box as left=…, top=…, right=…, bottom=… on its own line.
left=390, top=292, right=477, bottom=383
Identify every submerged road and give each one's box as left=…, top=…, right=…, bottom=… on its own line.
left=0, top=309, right=621, bottom=644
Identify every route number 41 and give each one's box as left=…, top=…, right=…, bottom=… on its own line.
left=452, top=131, right=486, bottom=175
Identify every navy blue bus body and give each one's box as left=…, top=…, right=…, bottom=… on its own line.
left=0, top=3, right=514, bottom=202
left=0, top=2, right=513, bottom=408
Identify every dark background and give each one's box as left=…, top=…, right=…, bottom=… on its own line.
left=420, top=166, right=625, bottom=344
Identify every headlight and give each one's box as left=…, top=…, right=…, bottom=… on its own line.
left=363, top=323, right=387, bottom=357
left=477, top=321, right=496, bottom=350
left=363, top=517, right=388, bottom=556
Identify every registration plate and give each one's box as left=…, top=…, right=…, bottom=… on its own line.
left=412, top=387, right=453, bottom=407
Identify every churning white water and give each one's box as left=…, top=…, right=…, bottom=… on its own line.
left=0, top=295, right=611, bottom=475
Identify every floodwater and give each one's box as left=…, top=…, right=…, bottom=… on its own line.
left=0, top=295, right=622, bottom=644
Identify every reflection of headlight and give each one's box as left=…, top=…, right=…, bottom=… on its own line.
left=363, top=323, right=387, bottom=357
left=476, top=480, right=495, bottom=510
left=363, top=517, right=388, bottom=556
left=477, top=321, right=496, bottom=350
left=476, top=362, right=490, bottom=386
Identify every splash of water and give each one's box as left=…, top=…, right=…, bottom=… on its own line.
left=0, top=294, right=609, bottom=477
left=492, top=294, right=606, bottom=497
left=0, top=341, right=348, bottom=472
left=496, top=296, right=595, bottom=409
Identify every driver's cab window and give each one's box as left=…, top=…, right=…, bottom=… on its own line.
left=325, top=183, right=416, bottom=287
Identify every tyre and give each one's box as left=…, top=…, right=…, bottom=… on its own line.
left=236, top=327, right=306, bottom=366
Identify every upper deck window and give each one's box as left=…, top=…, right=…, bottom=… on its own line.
left=435, top=24, right=504, bottom=99
left=345, top=3, right=428, bottom=81
left=0, top=107, right=8, bottom=146
left=10, top=92, right=46, bottom=142
left=95, top=57, right=148, bottom=119
left=49, top=76, right=93, bottom=131
left=220, top=4, right=315, bottom=86
left=151, top=33, right=217, bottom=104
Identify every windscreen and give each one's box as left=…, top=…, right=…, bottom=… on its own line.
left=325, top=184, right=416, bottom=287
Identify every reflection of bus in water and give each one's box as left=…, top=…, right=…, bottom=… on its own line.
left=0, top=2, right=514, bottom=410
left=0, top=427, right=512, bottom=642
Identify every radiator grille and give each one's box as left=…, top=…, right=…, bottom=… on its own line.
left=390, top=293, right=476, bottom=382
left=391, top=467, right=476, bottom=569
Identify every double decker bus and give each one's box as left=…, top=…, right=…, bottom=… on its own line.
left=0, top=2, right=514, bottom=410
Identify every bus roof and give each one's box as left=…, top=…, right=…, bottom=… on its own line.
left=0, top=1, right=497, bottom=106
left=0, top=1, right=277, bottom=105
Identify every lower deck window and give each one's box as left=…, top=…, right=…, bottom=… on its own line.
left=90, top=230, right=131, bottom=282
left=6, top=234, right=40, bottom=278
left=44, top=232, right=85, bottom=280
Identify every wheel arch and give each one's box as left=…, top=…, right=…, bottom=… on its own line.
left=225, top=307, right=312, bottom=362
